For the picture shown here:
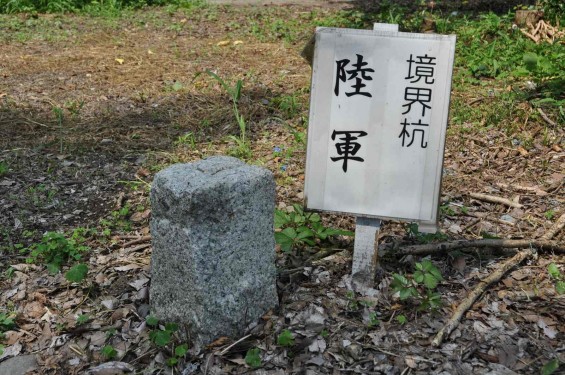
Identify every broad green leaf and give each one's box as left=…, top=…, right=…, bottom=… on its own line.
left=423, top=273, right=440, bottom=289
left=150, top=329, right=171, bottom=347
left=281, top=227, right=297, bottom=239
left=399, top=287, right=418, bottom=300
left=548, top=263, right=560, bottom=279
left=277, top=329, right=294, bottom=347
left=146, top=315, right=159, bottom=327
left=47, top=263, right=60, bottom=274
left=172, top=82, right=183, bottom=91
left=429, top=267, right=443, bottom=281
left=245, top=348, right=262, bottom=368
left=165, top=322, right=178, bottom=332
left=414, top=271, right=424, bottom=284
left=541, top=359, right=559, bottom=375
left=296, top=227, right=314, bottom=240
left=65, top=263, right=88, bottom=283
left=175, top=344, right=189, bottom=357
left=274, top=210, right=289, bottom=229
left=275, top=232, right=294, bottom=252
left=556, top=281, right=565, bottom=295
left=101, top=345, right=117, bottom=359
left=309, top=213, right=321, bottom=222
left=166, top=357, right=178, bottom=366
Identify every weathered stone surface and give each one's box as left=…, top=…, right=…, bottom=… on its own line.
left=0, top=355, right=38, bottom=375
left=149, top=156, right=277, bottom=348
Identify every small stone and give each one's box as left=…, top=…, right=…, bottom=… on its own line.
left=149, top=156, right=278, bottom=349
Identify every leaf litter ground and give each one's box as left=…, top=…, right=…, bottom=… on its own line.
left=0, top=3, right=564, bottom=374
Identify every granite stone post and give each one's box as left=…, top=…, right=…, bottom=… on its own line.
left=149, top=156, right=278, bottom=348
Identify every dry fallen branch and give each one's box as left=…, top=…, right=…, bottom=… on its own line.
left=469, top=192, right=522, bottom=208
left=122, top=235, right=151, bottom=248
left=396, top=238, right=564, bottom=256
left=541, top=213, right=565, bottom=241
left=430, top=212, right=565, bottom=346
left=494, top=182, right=548, bottom=196
left=431, top=248, right=536, bottom=347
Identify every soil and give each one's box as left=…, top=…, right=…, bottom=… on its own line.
left=0, top=2, right=564, bottom=375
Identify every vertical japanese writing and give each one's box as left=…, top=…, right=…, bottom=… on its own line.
left=331, top=54, right=374, bottom=172
left=399, top=54, right=436, bottom=149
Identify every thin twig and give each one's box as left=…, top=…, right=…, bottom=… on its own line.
left=218, top=334, right=252, bottom=356
left=537, top=108, right=556, bottom=127
left=469, top=192, right=523, bottom=208
left=122, top=236, right=151, bottom=248
left=431, top=248, right=536, bottom=346
left=541, top=213, right=565, bottom=241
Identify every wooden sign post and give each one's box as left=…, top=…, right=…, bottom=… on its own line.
left=304, top=26, right=456, bottom=291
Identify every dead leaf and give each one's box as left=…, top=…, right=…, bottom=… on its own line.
left=216, top=40, right=230, bottom=46
left=115, top=58, right=124, bottom=65
left=115, top=264, right=141, bottom=272
left=86, top=361, right=135, bottom=374
left=207, top=336, right=230, bottom=349
left=233, top=40, right=243, bottom=45
left=24, top=301, right=45, bottom=319
left=128, top=277, right=149, bottom=291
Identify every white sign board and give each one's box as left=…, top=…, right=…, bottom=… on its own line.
left=305, top=27, right=456, bottom=223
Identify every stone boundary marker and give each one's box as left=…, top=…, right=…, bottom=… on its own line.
left=149, top=156, right=278, bottom=349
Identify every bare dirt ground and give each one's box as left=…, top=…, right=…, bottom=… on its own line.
left=0, top=2, right=564, bottom=375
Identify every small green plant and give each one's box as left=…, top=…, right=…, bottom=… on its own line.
left=277, top=329, right=294, bottom=347
left=391, top=259, right=443, bottom=311
left=320, top=329, right=329, bottom=338
left=367, top=312, right=380, bottom=328
left=544, top=210, right=556, bottom=220
left=166, top=343, right=189, bottom=367
left=76, top=314, right=90, bottom=325
left=541, top=358, right=560, bottom=375
left=146, top=315, right=189, bottom=366
left=0, top=161, right=8, bottom=177
left=52, top=105, right=65, bottom=152
left=201, top=70, right=251, bottom=159
left=23, top=230, right=89, bottom=274
left=101, top=345, right=117, bottom=360
left=65, top=263, right=88, bottom=283
left=274, top=204, right=353, bottom=252
left=396, top=314, right=407, bottom=325
left=0, top=313, right=15, bottom=332
left=245, top=347, right=262, bottom=368
left=175, top=132, right=197, bottom=149
left=548, top=263, right=565, bottom=295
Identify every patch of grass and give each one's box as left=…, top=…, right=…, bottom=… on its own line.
left=23, top=229, right=90, bottom=274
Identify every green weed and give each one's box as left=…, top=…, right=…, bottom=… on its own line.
left=391, top=259, right=443, bottom=311
left=274, top=204, right=353, bottom=253
left=145, top=315, right=189, bottom=367
left=548, top=263, right=565, bottom=295
left=277, top=329, right=294, bottom=347
left=101, top=345, right=117, bottom=359
left=23, top=229, right=90, bottom=274
left=245, top=348, right=262, bottom=368
left=200, top=70, right=252, bottom=159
